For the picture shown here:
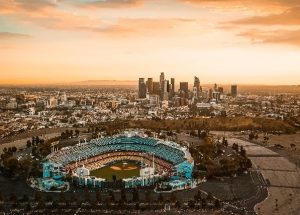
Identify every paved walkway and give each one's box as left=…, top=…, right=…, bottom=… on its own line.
left=0, top=132, right=61, bottom=154
left=228, top=138, right=300, bottom=215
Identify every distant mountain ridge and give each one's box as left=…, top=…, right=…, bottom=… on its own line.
left=69, top=80, right=136, bottom=86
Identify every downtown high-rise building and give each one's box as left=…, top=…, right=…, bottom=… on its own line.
left=193, top=76, right=200, bottom=100
left=159, top=72, right=165, bottom=99
left=160, top=72, right=165, bottom=87
left=180, top=82, right=189, bottom=94
left=153, top=82, right=160, bottom=95
left=138, top=78, right=147, bottom=98
left=180, top=82, right=189, bottom=98
left=170, top=78, right=175, bottom=97
left=147, top=78, right=153, bottom=94
left=231, top=85, right=238, bottom=97
left=162, top=80, right=169, bottom=101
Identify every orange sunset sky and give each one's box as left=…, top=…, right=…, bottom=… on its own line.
left=0, top=0, right=300, bottom=85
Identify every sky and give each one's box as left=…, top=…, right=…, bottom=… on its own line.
left=0, top=0, right=300, bottom=85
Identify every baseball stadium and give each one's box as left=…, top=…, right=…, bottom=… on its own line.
left=40, top=131, right=195, bottom=192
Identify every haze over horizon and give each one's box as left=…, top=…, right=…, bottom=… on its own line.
left=1, top=0, right=300, bottom=85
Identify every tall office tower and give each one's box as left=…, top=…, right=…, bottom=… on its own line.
left=180, top=82, right=189, bottom=93
left=231, top=85, right=238, bottom=97
left=165, top=80, right=170, bottom=92
left=153, top=82, right=160, bottom=95
left=208, top=88, right=213, bottom=99
left=160, top=72, right=165, bottom=86
left=214, top=83, right=218, bottom=91
left=168, top=82, right=173, bottom=99
left=147, top=78, right=153, bottom=94
left=162, top=80, right=169, bottom=101
left=171, top=78, right=175, bottom=93
left=192, top=86, right=198, bottom=104
left=180, top=82, right=189, bottom=98
left=159, top=72, right=165, bottom=99
left=138, top=78, right=147, bottom=98
left=194, top=76, right=200, bottom=99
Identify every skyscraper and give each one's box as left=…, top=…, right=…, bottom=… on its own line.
left=214, top=83, right=218, bottom=91
left=160, top=72, right=165, bottom=86
left=180, top=82, right=189, bottom=98
left=147, top=78, right=153, bottom=94
left=194, top=76, right=200, bottom=99
left=170, top=78, right=175, bottom=97
left=208, top=88, right=213, bottom=99
left=153, top=82, right=160, bottom=95
left=138, top=78, right=147, bottom=98
left=180, top=82, right=189, bottom=93
left=159, top=72, right=165, bottom=99
left=163, top=80, right=169, bottom=101
left=231, top=85, right=238, bottom=97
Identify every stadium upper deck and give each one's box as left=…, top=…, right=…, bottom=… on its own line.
left=47, top=136, right=188, bottom=167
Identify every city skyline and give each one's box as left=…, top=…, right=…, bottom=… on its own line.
left=1, top=0, right=300, bottom=85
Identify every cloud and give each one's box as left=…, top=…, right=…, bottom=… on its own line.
left=231, top=7, right=300, bottom=25
left=81, top=18, right=195, bottom=37
left=224, top=5, right=300, bottom=46
left=197, top=0, right=300, bottom=47
left=0, top=1, right=193, bottom=36
left=182, top=0, right=300, bottom=8
left=0, top=32, right=30, bottom=39
left=64, top=0, right=142, bottom=8
left=0, top=0, right=103, bottom=31
left=238, top=29, right=300, bottom=46
left=0, top=0, right=56, bottom=14
left=14, top=0, right=56, bottom=10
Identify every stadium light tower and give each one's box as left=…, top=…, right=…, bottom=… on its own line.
left=152, top=153, right=155, bottom=171
left=78, top=135, right=81, bottom=146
